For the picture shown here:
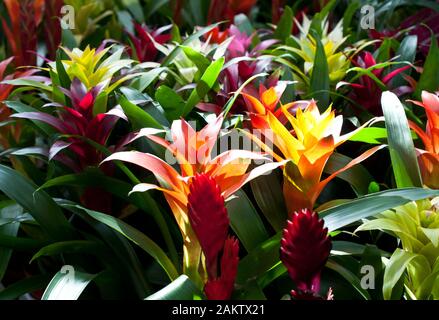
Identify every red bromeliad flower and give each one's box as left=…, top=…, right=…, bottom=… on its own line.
left=126, top=22, right=171, bottom=62
left=204, top=237, right=240, bottom=300
left=10, top=79, right=125, bottom=213
left=280, top=208, right=332, bottom=300
left=10, top=78, right=125, bottom=172
left=187, top=173, right=239, bottom=300
left=342, top=52, right=412, bottom=115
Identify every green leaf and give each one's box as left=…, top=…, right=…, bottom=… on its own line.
left=119, top=95, right=162, bottom=129
left=135, top=67, right=167, bottom=92
left=93, top=91, right=108, bottom=116
left=325, top=153, right=374, bottom=196
left=42, top=270, right=97, bottom=300
left=181, top=46, right=211, bottom=74
left=234, top=14, right=254, bottom=35
left=415, top=35, right=439, bottom=99
left=381, top=91, right=422, bottom=188
left=162, top=23, right=221, bottom=67
left=31, top=240, right=104, bottom=263
left=320, top=187, right=439, bottom=232
left=391, top=35, right=417, bottom=87
left=349, top=127, right=387, bottom=144
left=359, top=244, right=384, bottom=300
left=250, top=173, right=287, bottom=231
left=38, top=169, right=132, bottom=198
left=383, top=249, right=429, bottom=300
left=145, top=275, right=202, bottom=300
left=1, top=79, right=52, bottom=92
left=120, top=0, right=144, bottom=22
left=226, top=190, right=269, bottom=252
left=326, top=258, right=371, bottom=300
left=56, top=49, right=72, bottom=90
left=236, top=233, right=282, bottom=285
left=65, top=204, right=178, bottom=281
left=183, top=57, right=225, bottom=116
left=61, top=22, right=77, bottom=49
left=0, top=165, right=75, bottom=240
left=309, top=33, right=330, bottom=110
left=155, top=85, right=186, bottom=121
left=273, top=6, right=293, bottom=43
left=0, top=275, right=51, bottom=300
left=4, top=101, right=57, bottom=136
left=120, top=86, right=169, bottom=127
left=343, top=0, right=360, bottom=35
left=0, top=204, right=22, bottom=281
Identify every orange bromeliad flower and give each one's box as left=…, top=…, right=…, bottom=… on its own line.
left=408, top=91, right=439, bottom=189
left=242, top=84, right=307, bottom=129
left=243, top=97, right=383, bottom=213
left=104, top=114, right=282, bottom=284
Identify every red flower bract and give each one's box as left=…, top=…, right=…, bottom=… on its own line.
left=187, top=173, right=229, bottom=278
left=280, top=208, right=331, bottom=296
left=204, top=237, right=240, bottom=300
left=187, top=173, right=239, bottom=300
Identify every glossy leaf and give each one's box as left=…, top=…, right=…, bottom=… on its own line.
left=226, top=190, right=269, bottom=252
left=42, top=270, right=97, bottom=300
left=309, top=33, right=330, bottom=110
left=64, top=204, right=179, bottom=281
left=0, top=165, right=75, bottom=240
left=145, top=275, right=202, bottom=300
left=0, top=204, right=22, bottom=281
left=415, top=35, right=439, bottom=99
left=381, top=91, right=422, bottom=188
left=250, top=173, right=287, bottom=231
left=183, top=57, right=224, bottom=116
left=274, top=6, right=293, bottom=43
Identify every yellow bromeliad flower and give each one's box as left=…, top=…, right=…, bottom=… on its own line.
left=357, top=198, right=439, bottom=299
left=290, top=15, right=350, bottom=83
left=48, top=45, right=134, bottom=92
left=245, top=98, right=383, bottom=213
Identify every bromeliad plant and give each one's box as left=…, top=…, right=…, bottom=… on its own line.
left=1, top=0, right=439, bottom=302
left=243, top=97, right=383, bottom=213
left=104, top=114, right=283, bottom=287
left=357, top=198, right=439, bottom=300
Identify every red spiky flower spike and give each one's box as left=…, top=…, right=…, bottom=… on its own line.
left=187, top=173, right=239, bottom=300
left=280, top=208, right=332, bottom=300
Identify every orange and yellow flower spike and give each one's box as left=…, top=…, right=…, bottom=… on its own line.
left=243, top=98, right=383, bottom=213
left=408, top=91, right=439, bottom=189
